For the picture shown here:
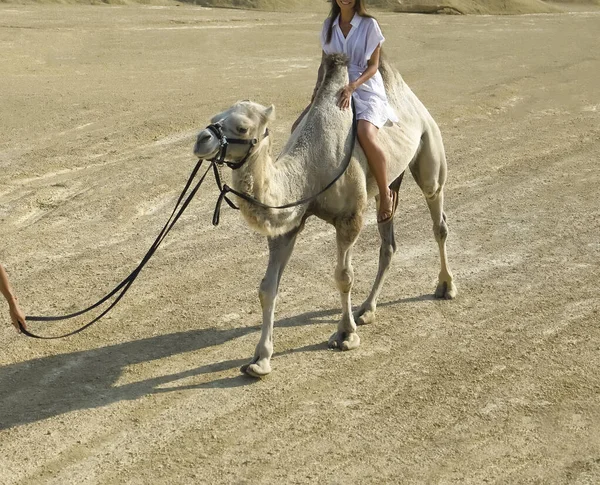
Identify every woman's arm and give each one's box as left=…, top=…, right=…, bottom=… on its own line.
left=0, top=264, right=18, bottom=308
left=0, top=264, right=26, bottom=331
left=338, top=44, right=381, bottom=110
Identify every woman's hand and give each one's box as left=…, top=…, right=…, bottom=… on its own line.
left=9, top=299, right=26, bottom=332
left=338, top=83, right=357, bottom=110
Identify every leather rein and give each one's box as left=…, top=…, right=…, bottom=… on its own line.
left=20, top=103, right=357, bottom=339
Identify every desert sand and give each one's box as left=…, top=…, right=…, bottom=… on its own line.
left=1, top=3, right=599, bottom=484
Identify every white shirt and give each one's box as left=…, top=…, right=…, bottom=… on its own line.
left=321, top=14, right=399, bottom=128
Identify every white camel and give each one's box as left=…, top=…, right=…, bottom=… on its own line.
left=193, top=54, right=456, bottom=377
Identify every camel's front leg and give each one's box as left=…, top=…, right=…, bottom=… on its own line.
left=241, top=228, right=299, bottom=378
left=355, top=216, right=397, bottom=325
left=328, top=219, right=361, bottom=351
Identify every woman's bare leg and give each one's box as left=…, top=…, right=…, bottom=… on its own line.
left=357, top=120, right=393, bottom=221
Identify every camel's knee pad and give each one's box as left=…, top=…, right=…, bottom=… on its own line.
left=335, top=267, right=353, bottom=293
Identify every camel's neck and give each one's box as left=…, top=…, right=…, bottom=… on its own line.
left=228, top=136, right=310, bottom=237
left=231, top=138, right=302, bottom=206
left=231, top=65, right=353, bottom=237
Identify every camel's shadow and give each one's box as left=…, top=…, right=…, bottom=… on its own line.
left=0, top=294, right=431, bottom=430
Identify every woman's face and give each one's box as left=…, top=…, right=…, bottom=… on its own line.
left=336, top=0, right=356, bottom=14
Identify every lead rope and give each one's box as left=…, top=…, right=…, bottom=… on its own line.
left=21, top=160, right=212, bottom=339
left=21, top=101, right=357, bottom=338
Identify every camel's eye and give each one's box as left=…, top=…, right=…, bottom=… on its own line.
left=238, top=126, right=249, bottom=135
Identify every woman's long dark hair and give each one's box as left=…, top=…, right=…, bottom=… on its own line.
left=325, top=0, right=375, bottom=45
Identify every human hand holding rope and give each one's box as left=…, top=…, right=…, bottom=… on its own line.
left=10, top=300, right=26, bottom=333
left=0, top=264, right=27, bottom=333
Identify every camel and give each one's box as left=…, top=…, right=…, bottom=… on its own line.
left=193, top=53, right=456, bottom=377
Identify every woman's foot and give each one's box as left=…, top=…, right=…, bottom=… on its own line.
left=377, top=189, right=397, bottom=224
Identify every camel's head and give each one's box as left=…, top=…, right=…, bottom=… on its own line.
left=193, top=101, right=275, bottom=164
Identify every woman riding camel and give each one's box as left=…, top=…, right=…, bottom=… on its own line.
left=294, top=0, right=399, bottom=223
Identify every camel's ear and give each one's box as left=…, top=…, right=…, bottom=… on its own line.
left=263, top=105, right=275, bottom=123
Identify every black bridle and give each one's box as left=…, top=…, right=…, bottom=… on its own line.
left=21, top=102, right=356, bottom=339
left=205, top=120, right=269, bottom=170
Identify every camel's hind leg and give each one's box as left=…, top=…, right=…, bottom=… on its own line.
left=410, top=129, right=457, bottom=299
left=354, top=172, right=404, bottom=325
left=328, top=215, right=362, bottom=351
left=241, top=227, right=300, bottom=378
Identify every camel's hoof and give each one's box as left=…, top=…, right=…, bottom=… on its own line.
left=328, top=331, right=360, bottom=351
left=435, top=281, right=457, bottom=300
left=354, top=307, right=376, bottom=326
left=240, top=359, right=271, bottom=378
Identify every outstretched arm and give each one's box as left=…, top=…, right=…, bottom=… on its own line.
left=0, top=264, right=26, bottom=332
left=291, top=51, right=326, bottom=133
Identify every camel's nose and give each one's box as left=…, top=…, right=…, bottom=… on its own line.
left=196, top=131, right=212, bottom=144
left=194, top=130, right=217, bottom=158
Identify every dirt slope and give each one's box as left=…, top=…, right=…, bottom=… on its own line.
left=0, top=0, right=572, bottom=13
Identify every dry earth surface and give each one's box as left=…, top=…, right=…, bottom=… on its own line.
left=1, top=4, right=599, bottom=484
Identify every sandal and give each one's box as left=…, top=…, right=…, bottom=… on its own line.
left=377, top=190, right=398, bottom=224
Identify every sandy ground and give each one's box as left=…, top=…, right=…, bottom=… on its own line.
left=1, top=5, right=599, bottom=484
